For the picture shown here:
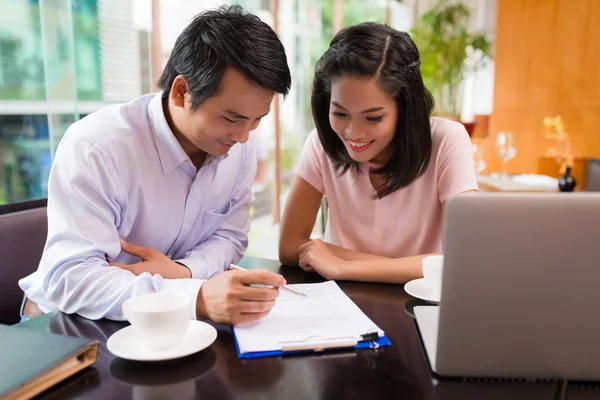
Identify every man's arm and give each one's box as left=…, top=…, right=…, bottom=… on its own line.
left=35, top=135, right=202, bottom=320
left=175, top=141, right=257, bottom=278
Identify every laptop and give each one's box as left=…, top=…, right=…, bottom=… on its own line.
left=414, top=192, right=600, bottom=381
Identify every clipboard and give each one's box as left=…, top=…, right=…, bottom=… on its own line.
left=231, top=281, right=392, bottom=359
left=232, top=329, right=391, bottom=359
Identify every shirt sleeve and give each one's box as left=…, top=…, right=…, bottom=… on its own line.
left=175, top=140, right=257, bottom=278
left=295, top=129, right=326, bottom=193
left=436, top=121, right=479, bottom=202
left=27, top=134, right=202, bottom=321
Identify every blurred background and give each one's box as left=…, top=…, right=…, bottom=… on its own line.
left=0, top=0, right=598, bottom=258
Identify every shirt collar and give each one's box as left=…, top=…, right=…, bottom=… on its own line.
left=148, top=93, right=229, bottom=174
left=148, top=93, right=189, bottom=174
left=206, top=153, right=228, bottom=166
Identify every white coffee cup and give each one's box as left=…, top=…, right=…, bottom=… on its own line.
left=122, top=292, right=191, bottom=350
left=422, top=255, right=444, bottom=296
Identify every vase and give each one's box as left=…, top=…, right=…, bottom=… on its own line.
left=558, top=166, right=577, bottom=192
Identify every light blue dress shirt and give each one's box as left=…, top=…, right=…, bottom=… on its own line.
left=19, top=93, right=257, bottom=320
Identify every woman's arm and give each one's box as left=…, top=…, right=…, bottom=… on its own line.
left=325, top=243, right=390, bottom=261
left=337, top=253, right=437, bottom=283
left=278, top=176, right=323, bottom=266
left=298, top=237, right=437, bottom=283
left=299, top=195, right=474, bottom=283
left=279, top=176, right=391, bottom=266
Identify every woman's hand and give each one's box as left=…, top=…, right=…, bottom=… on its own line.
left=298, top=239, right=346, bottom=280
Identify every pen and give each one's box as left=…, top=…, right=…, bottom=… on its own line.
left=229, top=264, right=308, bottom=297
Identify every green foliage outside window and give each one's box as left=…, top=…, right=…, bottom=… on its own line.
left=410, top=1, right=492, bottom=118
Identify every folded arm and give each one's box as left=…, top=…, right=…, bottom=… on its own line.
left=290, top=192, right=472, bottom=284
left=36, top=135, right=201, bottom=320
left=303, top=244, right=437, bottom=283
left=325, top=242, right=389, bottom=262
left=279, top=176, right=386, bottom=267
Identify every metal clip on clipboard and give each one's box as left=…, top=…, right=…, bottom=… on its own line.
left=279, top=336, right=358, bottom=352
left=361, top=331, right=381, bottom=349
left=278, top=330, right=383, bottom=353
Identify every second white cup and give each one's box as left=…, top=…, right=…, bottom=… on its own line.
left=422, top=255, right=444, bottom=297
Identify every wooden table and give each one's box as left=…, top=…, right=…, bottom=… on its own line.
left=17, top=257, right=586, bottom=399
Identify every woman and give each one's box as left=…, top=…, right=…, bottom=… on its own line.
left=279, top=22, right=478, bottom=283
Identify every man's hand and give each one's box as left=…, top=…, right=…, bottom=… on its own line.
left=108, top=239, right=192, bottom=279
left=298, top=239, right=346, bottom=280
left=196, top=269, right=286, bottom=325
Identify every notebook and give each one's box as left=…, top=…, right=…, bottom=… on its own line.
left=232, top=281, right=391, bottom=358
left=0, top=324, right=98, bottom=400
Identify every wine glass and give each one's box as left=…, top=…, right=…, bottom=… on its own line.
left=495, top=132, right=517, bottom=179
left=472, top=143, right=487, bottom=175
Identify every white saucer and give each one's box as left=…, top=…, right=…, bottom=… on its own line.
left=404, top=278, right=440, bottom=303
left=107, top=320, right=217, bottom=362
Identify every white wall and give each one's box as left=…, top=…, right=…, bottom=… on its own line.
left=461, top=0, right=496, bottom=121
left=159, top=0, right=227, bottom=58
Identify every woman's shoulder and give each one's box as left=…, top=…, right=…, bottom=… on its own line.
left=305, top=128, right=322, bottom=148
left=430, top=117, right=469, bottom=140
left=300, top=128, right=329, bottom=160
left=429, top=117, right=472, bottom=152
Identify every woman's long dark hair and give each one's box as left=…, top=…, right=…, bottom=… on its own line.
left=312, top=22, right=434, bottom=198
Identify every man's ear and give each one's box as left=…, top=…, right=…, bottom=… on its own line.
left=170, top=75, right=188, bottom=108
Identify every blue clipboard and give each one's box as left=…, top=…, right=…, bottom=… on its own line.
left=232, top=327, right=392, bottom=359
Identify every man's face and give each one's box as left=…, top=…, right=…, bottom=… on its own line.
left=170, top=67, right=275, bottom=157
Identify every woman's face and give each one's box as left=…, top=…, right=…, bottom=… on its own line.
left=329, top=75, right=398, bottom=163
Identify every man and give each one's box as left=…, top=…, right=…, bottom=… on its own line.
left=19, top=5, right=291, bottom=324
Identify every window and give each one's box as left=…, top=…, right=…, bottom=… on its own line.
left=0, top=0, right=145, bottom=206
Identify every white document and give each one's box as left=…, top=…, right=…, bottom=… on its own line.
left=233, top=281, right=385, bottom=354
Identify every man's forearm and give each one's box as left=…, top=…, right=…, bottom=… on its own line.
left=173, top=261, right=193, bottom=278
left=38, top=257, right=203, bottom=320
